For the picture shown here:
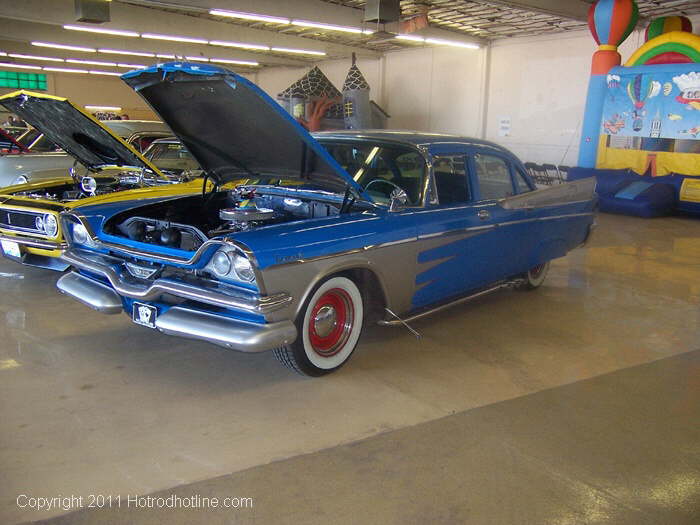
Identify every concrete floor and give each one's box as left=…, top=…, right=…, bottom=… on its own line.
left=1, top=213, right=699, bottom=524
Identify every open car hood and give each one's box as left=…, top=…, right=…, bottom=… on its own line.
left=121, top=62, right=369, bottom=198
left=0, top=91, right=159, bottom=172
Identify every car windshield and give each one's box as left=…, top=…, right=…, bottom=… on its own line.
left=144, top=141, right=200, bottom=173
left=320, top=141, right=426, bottom=205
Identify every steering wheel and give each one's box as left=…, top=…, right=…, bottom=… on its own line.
left=364, top=178, right=406, bottom=200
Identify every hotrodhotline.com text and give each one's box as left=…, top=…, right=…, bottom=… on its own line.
left=17, top=494, right=254, bottom=512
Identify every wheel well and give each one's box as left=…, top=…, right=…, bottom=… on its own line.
left=339, top=268, right=387, bottom=324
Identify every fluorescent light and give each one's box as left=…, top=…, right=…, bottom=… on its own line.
left=85, top=105, right=122, bottom=111
left=99, top=49, right=155, bottom=57
left=67, top=58, right=117, bottom=66
left=209, top=9, right=290, bottom=24
left=424, top=38, right=479, bottom=49
left=32, top=41, right=96, bottom=53
left=0, top=52, right=6, bottom=56
left=271, top=47, right=326, bottom=56
left=64, top=25, right=139, bottom=37
left=185, top=56, right=209, bottom=62
left=156, top=54, right=176, bottom=59
left=43, top=66, right=88, bottom=74
left=209, top=40, right=270, bottom=51
left=117, top=63, right=147, bottom=69
left=291, top=20, right=369, bottom=34
left=8, top=53, right=64, bottom=62
left=141, top=33, right=207, bottom=44
left=0, top=62, right=42, bottom=70
left=89, top=70, right=122, bottom=76
left=211, top=58, right=259, bottom=66
left=395, top=34, right=425, bottom=42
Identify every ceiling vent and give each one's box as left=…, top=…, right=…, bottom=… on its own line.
left=364, top=0, right=400, bottom=24
left=74, top=0, right=111, bottom=23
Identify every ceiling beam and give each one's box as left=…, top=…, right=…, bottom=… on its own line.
left=484, top=0, right=590, bottom=22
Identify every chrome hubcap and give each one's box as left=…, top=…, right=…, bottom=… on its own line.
left=313, top=305, right=337, bottom=338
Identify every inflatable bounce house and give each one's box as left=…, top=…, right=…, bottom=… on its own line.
left=572, top=0, right=700, bottom=218
left=277, top=57, right=389, bottom=132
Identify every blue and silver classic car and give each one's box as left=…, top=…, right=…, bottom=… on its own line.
left=57, top=62, right=596, bottom=376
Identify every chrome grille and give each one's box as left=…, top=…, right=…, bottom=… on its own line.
left=0, top=209, right=43, bottom=234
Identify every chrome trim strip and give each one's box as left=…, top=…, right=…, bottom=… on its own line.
left=155, top=306, right=297, bottom=352
left=0, top=233, right=66, bottom=251
left=61, top=250, right=291, bottom=315
left=379, top=280, right=524, bottom=326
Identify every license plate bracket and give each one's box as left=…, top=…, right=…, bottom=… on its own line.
left=132, top=302, right=157, bottom=328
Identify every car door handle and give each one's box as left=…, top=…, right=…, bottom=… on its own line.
left=477, top=209, right=490, bottom=220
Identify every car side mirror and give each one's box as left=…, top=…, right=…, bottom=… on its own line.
left=389, top=188, right=408, bottom=212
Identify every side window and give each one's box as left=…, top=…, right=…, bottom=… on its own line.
left=514, top=167, right=533, bottom=194
left=433, top=155, right=470, bottom=205
left=474, top=154, right=513, bottom=200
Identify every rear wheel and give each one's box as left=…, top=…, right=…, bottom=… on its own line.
left=517, top=261, right=550, bottom=290
left=273, top=276, right=364, bottom=376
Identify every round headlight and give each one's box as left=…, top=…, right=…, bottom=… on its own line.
left=35, top=215, right=45, bottom=232
left=72, top=223, right=89, bottom=245
left=232, top=253, right=255, bottom=282
left=211, top=250, right=232, bottom=276
left=13, top=175, right=29, bottom=185
left=44, top=214, right=58, bottom=238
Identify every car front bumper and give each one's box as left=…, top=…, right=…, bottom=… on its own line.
left=0, top=232, right=68, bottom=270
left=56, top=271, right=298, bottom=352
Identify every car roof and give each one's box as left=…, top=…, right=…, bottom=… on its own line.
left=313, top=130, right=518, bottom=158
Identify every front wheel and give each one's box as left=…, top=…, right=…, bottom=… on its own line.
left=517, top=261, right=550, bottom=290
left=273, top=276, right=364, bottom=376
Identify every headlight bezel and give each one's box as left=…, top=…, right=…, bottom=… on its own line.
left=72, top=223, right=90, bottom=245
left=43, top=214, right=58, bottom=238
left=207, top=247, right=256, bottom=284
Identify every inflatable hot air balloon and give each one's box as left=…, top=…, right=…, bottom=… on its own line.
left=579, top=0, right=639, bottom=167
left=626, top=75, right=661, bottom=108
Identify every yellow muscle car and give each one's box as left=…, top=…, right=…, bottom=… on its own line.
left=0, top=91, right=212, bottom=270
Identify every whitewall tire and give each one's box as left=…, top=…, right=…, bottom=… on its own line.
left=518, top=261, right=550, bottom=290
left=273, top=276, right=364, bottom=376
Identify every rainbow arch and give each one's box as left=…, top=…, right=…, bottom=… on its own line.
left=625, top=31, right=700, bottom=66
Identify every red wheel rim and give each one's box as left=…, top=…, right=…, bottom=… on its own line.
left=308, top=288, right=354, bottom=357
left=530, top=263, right=545, bottom=279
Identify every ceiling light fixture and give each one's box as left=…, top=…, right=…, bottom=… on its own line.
left=32, top=41, right=96, bottom=53
left=209, top=40, right=270, bottom=51
left=291, top=20, right=372, bottom=34
left=0, top=52, right=6, bottom=56
left=185, top=56, right=209, bottom=62
left=67, top=58, right=117, bottom=66
left=211, top=58, right=259, bottom=66
left=98, top=49, right=155, bottom=57
left=141, top=33, right=208, bottom=45
left=63, top=25, right=139, bottom=37
left=0, top=62, right=42, bottom=70
left=395, top=34, right=425, bottom=42
left=209, top=9, right=290, bottom=25
left=117, top=63, right=147, bottom=69
left=156, top=53, right=176, bottom=59
left=271, top=47, right=326, bottom=56
left=89, top=70, right=122, bottom=76
left=424, top=38, right=480, bottom=49
left=43, top=66, right=89, bottom=74
left=8, top=53, right=64, bottom=62
left=85, top=105, right=122, bottom=111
